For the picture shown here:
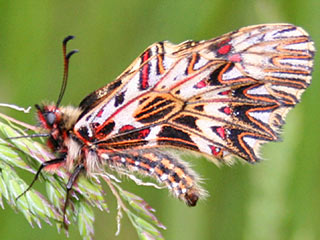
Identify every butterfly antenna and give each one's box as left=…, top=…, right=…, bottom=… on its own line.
left=56, top=36, right=79, bottom=108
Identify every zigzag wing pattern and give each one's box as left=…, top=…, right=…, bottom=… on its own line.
left=75, top=24, right=314, bottom=163
left=72, top=24, right=314, bottom=205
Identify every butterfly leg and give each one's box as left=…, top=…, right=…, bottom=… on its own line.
left=16, top=158, right=65, bottom=200
left=62, top=164, right=85, bottom=228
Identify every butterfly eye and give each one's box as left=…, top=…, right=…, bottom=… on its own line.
left=46, top=112, right=56, bottom=126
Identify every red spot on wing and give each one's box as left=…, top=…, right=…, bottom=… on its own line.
left=218, top=44, right=231, bottom=55
left=216, top=127, right=226, bottom=139
left=140, top=50, right=150, bottom=90
left=220, top=90, right=231, bottom=95
left=143, top=50, right=150, bottom=62
left=195, top=79, right=207, bottom=88
left=228, top=53, right=241, bottom=62
left=223, top=107, right=231, bottom=115
left=141, top=64, right=149, bottom=89
left=119, top=125, right=135, bottom=133
left=210, top=145, right=221, bottom=156
left=96, top=108, right=104, bottom=117
left=138, top=128, right=151, bottom=139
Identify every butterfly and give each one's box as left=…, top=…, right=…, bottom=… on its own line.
left=19, top=24, right=315, bottom=218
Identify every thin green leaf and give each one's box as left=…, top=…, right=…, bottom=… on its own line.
left=120, top=190, right=165, bottom=230
left=77, top=200, right=95, bottom=240
left=75, top=176, right=108, bottom=211
left=131, top=214, right=164, bottom=240
left=0, top=109, right=167, bottom=239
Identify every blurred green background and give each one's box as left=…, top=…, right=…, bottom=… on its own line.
left=0, top=0, right=319, bottom=239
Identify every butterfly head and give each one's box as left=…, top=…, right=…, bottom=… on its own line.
left=35, top=103, right=65, bottom=152
left=35, top=104, right=61, bottom=130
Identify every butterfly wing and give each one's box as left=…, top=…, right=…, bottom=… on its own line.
left=75, top=24, right=314, bottom=164
left=73, top=24, right=314, bottom=206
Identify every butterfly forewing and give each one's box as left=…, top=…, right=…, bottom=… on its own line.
left=74, top=24, right=314, bottom=167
